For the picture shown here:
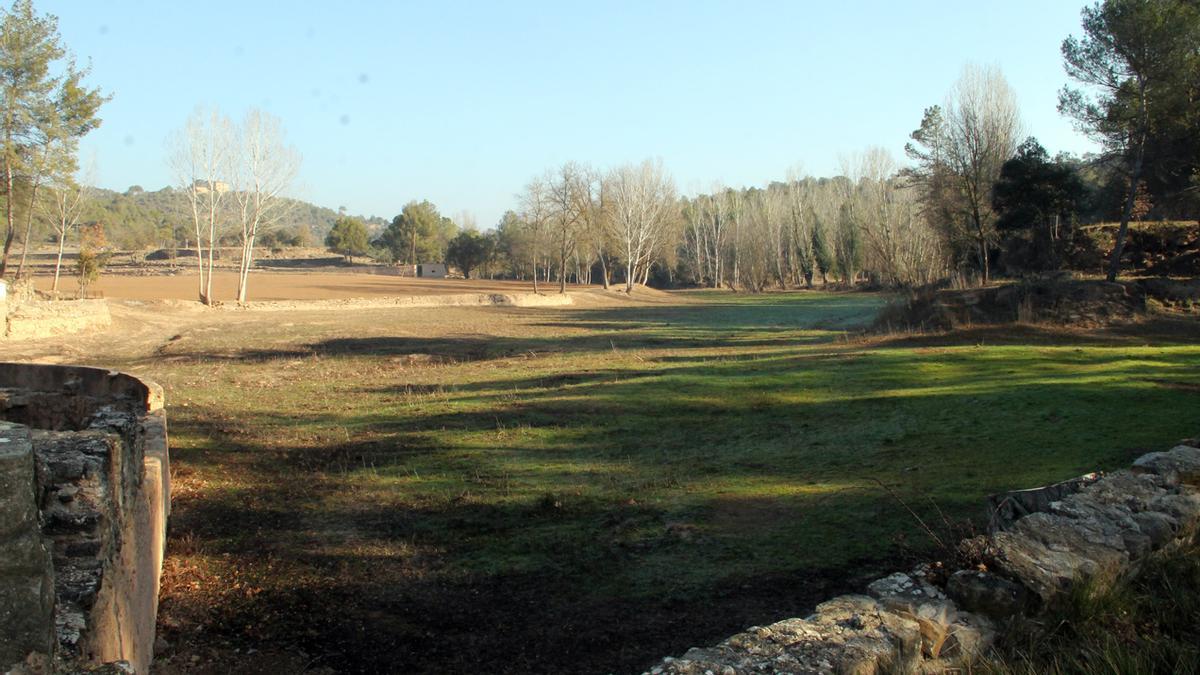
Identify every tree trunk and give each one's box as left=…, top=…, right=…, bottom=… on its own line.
left=16, top=184, right=40, bottom=277
left=237, top=234, right=255, bottom=303
left=52, top=230, right=66, bottom=294
left=598, top=252, right=610, bottom=290
left=1, top=163, right=16, bottom=276
left=195, top=238, right=206, bottom=304
left=1107, top=139, right=1147, bottom=283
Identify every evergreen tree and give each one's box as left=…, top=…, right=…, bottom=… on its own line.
left=0, top=0, right=106, bottom=276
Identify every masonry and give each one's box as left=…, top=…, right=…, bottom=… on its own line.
left=0, top=363, right=169, bottom=674
left=647, top=440, right=1200, bottom=674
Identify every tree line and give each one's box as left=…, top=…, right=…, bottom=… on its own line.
left=7, top=0, right=1195, bottom=299
left=337, top=0, right=1199, bottom=292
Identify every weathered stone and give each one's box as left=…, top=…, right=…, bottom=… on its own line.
left=1132, top=445, right=1200, bottom=486
left=1047, top=496, right=1152, bottom=558
left=1129, top=510, right=1178, bottom=548
left=653, top=443, right=1200, bottom=675
left=0, top=423, right=56, bottom=668
left=987, top=472, right=1102, bottom=532
left=945, top=570, right=1028, bottom=619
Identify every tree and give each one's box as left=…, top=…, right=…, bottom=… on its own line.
left=445, top=229, right=493, bottom=279
left=0, top=0, right=106, bottom=277
left=602, top=159, right=677, bottom=292
left=544, top=162, right=593, bottom=293
left=43, top=172, right=88, bottom=294
left=325, top=216, right=369, bottom=262
left=992, top=138, right=1086, bottom=271
left=518, top=178, right=551, bottom=293
left=908, top=66, right=1022, bottom=283
left=231, top=109, right=300, bottom=303
left=377, top=200, right=456, bottom=264
left=75, top=221, right=105, bottom=298
left=167, top=107, right=234, bottom=305
left=1059, top=0, right=1200, bottom=280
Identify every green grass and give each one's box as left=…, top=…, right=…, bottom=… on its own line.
left=123, top=291, right=1200, bottom=673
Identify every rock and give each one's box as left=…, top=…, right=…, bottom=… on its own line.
left=945, top=570, right=1028, bottom=619
left=1132, top=445, right=1200, bottom=486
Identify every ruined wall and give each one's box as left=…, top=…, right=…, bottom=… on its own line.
left=647, top=442, right=1200, bottom=675
left=4, top=300, right=112, bottom=341
left=1, top=278, right=111, bottom=341
left=0, top=363, right=169, bottom=674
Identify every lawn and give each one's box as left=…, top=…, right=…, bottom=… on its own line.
left=107, top=290, right=1200, bottom=673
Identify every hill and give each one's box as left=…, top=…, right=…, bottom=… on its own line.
left=78, top=185, right=387, bottom=250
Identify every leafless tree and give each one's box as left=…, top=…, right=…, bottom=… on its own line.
left=167, top=107, right=234, bottom=305
left=42, top=173, right=89, bottom=295
left=518, top=177, right=552, bottom=294
left=942, top=65, right=1022, bottom=284
left=231, top=109, right=300, bottom=303
left=602, top=159, right=677, bottom=293
left=546, top=162, right=591, bottom=293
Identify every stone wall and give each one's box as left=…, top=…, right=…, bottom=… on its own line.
left=647, top=442, right=1200, bottom=674
left=0, top=363, right=169, bottom=674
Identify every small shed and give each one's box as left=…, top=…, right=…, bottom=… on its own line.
left=416, top=263, right=447, bottom=279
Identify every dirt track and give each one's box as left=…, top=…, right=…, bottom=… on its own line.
left=32, top=269, right=572, bottom=302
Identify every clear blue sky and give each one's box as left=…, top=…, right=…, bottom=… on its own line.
left=44, top=0, right=1098, bottom=229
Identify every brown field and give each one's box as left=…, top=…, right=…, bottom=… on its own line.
left=32, top=270, right=573, bottom=302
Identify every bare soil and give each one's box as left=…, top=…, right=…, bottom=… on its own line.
left=31, top=269, right=571, bottom=302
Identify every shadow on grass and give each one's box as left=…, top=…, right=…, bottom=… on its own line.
left=153, top=295, right=1200, bottom=673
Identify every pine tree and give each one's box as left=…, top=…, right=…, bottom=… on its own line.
left=0, top=0, right=106, bottom=276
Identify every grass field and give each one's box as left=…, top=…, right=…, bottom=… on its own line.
left=18, top=286, right=1199, bottom=673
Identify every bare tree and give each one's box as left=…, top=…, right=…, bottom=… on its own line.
left=231, top=109, right=300, bottom=303
left=42, top=172, right=89, bottom=295
left=518, top=177, right=552, bottom=294
left=603, top=159, right=677, bottom=293
left=546, top=162, right=590, bottom=293
left=844, top=148, right=945, bottom=286
left=168, top=107, right=234, bottom=305
left=572, top=167, right=610, bottom=289
left=942, top=65, right=1022, bottom=284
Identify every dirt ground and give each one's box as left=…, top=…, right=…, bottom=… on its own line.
left=31, top=269, right=575, bottom=302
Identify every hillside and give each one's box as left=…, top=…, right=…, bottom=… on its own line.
left=77, top=186, right=387, bottom=250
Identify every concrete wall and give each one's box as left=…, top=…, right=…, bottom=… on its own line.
left=0, top=363, right=169, bottom=674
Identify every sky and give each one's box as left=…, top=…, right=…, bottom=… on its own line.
left=43, top=0, right=1099, bottom=229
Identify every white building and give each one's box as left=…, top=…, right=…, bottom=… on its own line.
left=416, top=263, right=447, bottom=279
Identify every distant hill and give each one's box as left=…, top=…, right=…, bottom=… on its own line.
left=81, top=185, right=387, bottom=250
